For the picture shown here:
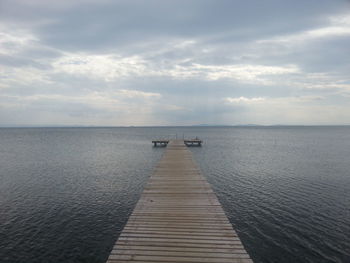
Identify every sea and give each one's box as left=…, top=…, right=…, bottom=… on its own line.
left=0, top=126, right=349, bottom=263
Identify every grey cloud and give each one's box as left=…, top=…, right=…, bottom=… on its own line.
left=2, top=0, right=348, bottom=51
left=0, top=54, right=46, bottom=68
left=0, top=0, right=350, bottom=126
left=18, top=47, right=63, bottom=60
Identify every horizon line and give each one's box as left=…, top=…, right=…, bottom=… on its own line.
left=1, top=124, right=350, bottom=128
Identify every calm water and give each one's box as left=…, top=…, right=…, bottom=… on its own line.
left=0, top=127, right=349, bottom=263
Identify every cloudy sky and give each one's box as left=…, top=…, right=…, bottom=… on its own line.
left=1, top=0, right=350, bottom=126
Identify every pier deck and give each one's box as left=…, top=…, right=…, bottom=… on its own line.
left=106, top=140, right=252, bottom=263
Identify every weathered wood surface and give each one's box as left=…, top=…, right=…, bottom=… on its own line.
left=106, top=140, right=253, bottom=263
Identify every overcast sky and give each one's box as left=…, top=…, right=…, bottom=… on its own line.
left=1, top=0, right=350, bottom=126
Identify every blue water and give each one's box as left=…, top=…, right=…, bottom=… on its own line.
left=0, top=127, right=349, bottom=263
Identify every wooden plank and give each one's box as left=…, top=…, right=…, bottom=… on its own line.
left=106, top=140, right=253, bottom=263
left=111, top=252, right=249, bottom=259
left=112, top=245, right=246, bottom=253
left=115, top=240, right=244, bottom=250
left=108, top=254, right=250, bottom=263
left=119, top=233, right=239, bottom=240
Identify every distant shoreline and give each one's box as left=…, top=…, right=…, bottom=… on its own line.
left=1, top=125, right=350, bottom=128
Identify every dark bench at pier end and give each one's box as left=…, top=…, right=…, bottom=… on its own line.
left=152, top=140, right=169, bottom=147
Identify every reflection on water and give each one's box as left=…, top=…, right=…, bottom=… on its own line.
left=0, top=127, right=349, bottom=263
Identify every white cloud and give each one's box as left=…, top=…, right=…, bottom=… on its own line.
left=1, top=89, right=161, bottom=112
left=52, top=54, right=148, bottom=81
left=0, top=66, right=52, bottom=86
left=161, top=104, right=186, bottom=111
left=51, top=51, right=300, bottom=84
left=118, top=89, right=161, bottom=99
left=222, top=95, right=350, bottom=125
left=274, top=72, right=350, bottom=94
left=260, top=26, right=350, bottom=44
left=329, top=14, right=350, bottom=27
left=226, top=96, right=324, bottom=105
left=0, top=27, right=38, bottom=55
left=257, top=13, right=350, bottom=45
left=225, top=96, right=265, bottom=103
left=192, top=64, right=300, bottom=81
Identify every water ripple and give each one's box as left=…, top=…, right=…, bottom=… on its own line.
left=1, top=127, right=350, bottom=263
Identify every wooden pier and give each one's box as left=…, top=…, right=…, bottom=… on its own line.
left=106, top=140, right=253, bottom=263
